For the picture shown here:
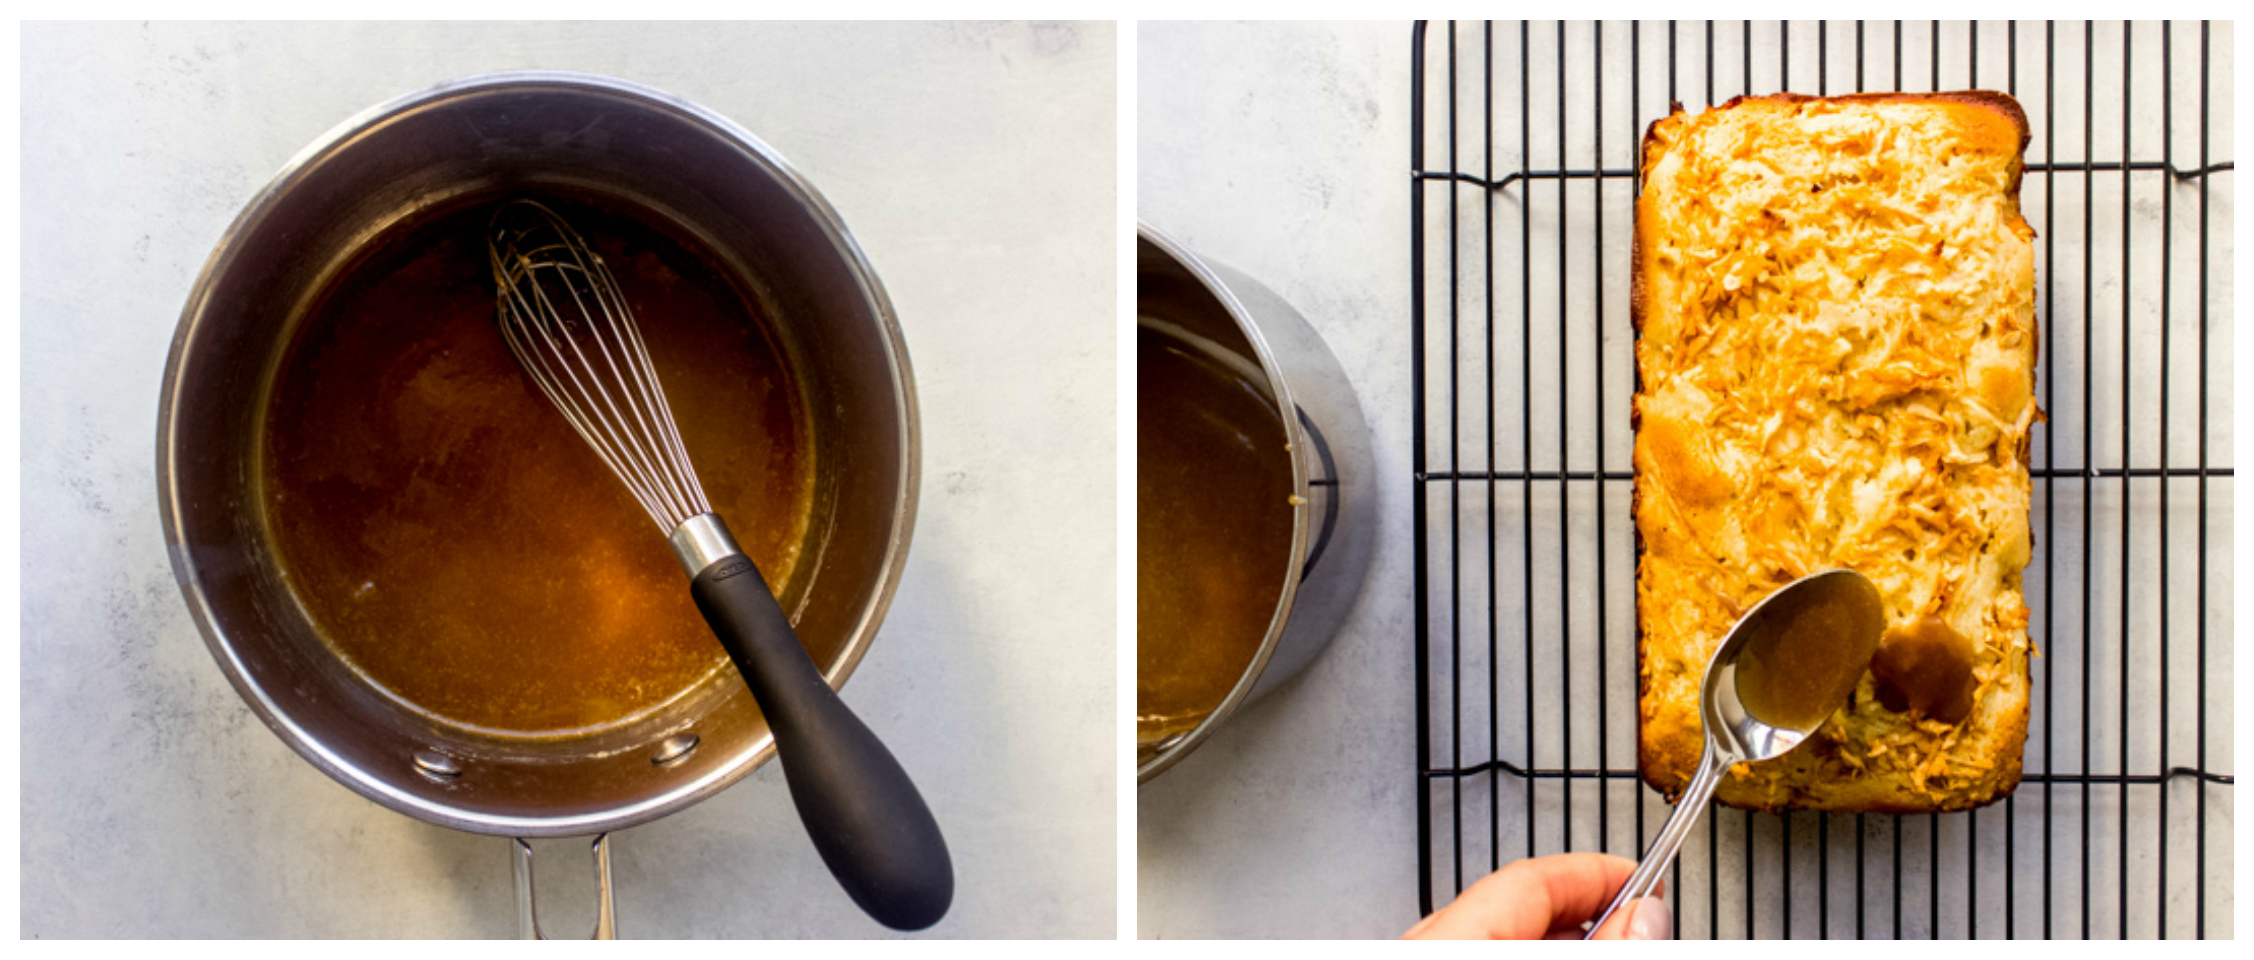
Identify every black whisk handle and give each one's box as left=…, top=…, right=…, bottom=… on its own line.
left=689, top=554, right=954, bottom=932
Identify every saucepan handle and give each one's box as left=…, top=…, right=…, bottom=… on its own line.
left=512, top=835, right=617, bottom=940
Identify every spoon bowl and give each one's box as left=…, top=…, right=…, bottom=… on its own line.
left=1585, top=569, right=1886, bottom=937
left=1706, top=570, right=1887, bottom=763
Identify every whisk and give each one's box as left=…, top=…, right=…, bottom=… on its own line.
left=488, top=199, right=952, bottom=931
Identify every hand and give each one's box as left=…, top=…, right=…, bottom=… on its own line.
left=1401, top=853, right=1671, bottom=940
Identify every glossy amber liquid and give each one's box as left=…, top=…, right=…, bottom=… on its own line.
left=261, top=196, right=815, bottom=738
left=1136, top=324, right=1296, bottom=752
left=1734, top=589, right=1882, bottom=733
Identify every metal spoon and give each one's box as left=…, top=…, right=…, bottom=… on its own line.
left=1585, top=569, right=1886, bottom=938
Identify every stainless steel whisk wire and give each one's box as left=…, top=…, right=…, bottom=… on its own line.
left=489, top=200, right=710, bottom=531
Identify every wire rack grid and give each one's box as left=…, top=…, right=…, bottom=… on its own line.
left=1410, top=20, right=2233, bottom=939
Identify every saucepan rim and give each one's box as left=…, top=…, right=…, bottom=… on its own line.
left=1132, top=222, right=1315, bottom=784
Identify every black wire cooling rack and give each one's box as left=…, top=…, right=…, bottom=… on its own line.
left=1410, top=20, right=2233, bottom=938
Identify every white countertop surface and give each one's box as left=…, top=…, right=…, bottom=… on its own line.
left=20, top=21, right=1118, bottom=939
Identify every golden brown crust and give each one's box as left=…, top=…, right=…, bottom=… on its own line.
left=1633, top=91, right=2036, bottom=813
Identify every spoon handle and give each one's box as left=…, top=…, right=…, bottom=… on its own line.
left=1585, top=742, right=1727, bottom=938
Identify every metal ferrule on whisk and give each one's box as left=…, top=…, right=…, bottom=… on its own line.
left=669, top=513, right=746, bottom=579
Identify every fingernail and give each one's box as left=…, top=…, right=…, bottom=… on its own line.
left=1627, top=897, right=1672, bottom=940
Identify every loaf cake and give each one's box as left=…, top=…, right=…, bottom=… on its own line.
left=1633, top=92, right=2037, bottom=812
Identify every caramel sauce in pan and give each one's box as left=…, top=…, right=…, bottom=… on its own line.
left=1870, top=615, right=1977, bottom=724
left=261, top=196, right=816, bottom=738
left=1732, top=588, right=1882, bottom=733
left=1136, top=324, right=1296, bottom=751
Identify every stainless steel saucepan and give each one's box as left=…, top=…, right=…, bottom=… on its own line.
left=1135, top=224, right=1376, bottom=783
left=156, top=72, right=922, bottom=936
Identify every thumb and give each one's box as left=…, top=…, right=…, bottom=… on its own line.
left=1588, top=896, right=1672, bottom=940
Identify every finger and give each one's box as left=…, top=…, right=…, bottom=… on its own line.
left=1579, top=869, right=1669, bottom=939
left=1588, top=896, right=1673, bottom=940
left=1406, top=853, right=1639, bottom=939
left=1520, top=852, right=1640, bottom=929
